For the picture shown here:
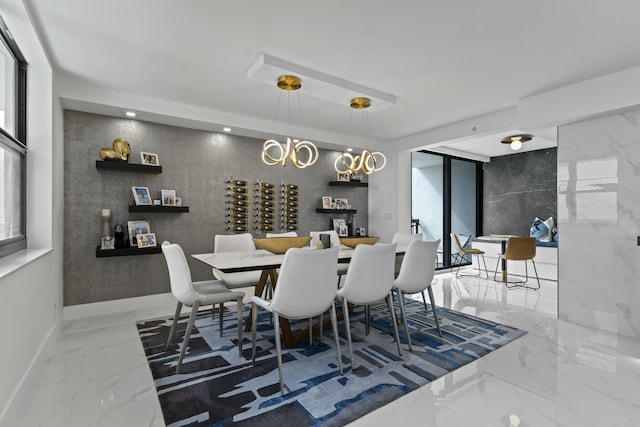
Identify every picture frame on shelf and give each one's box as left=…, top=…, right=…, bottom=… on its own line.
left=136, top=232, right=157, bottom=248
left=140, top=152, right=160, bottom=166
left=174, top=197, right=182, bottom=207
left=337, top=172, right=350, bottom=182
left=322, top=196, right=332, bottom=209
left=128, top=220, right=150, bottom=247
left=337, top=225, right=348, bottom=236
left=334, top=197, right=349, bottom=210
left=161, top=189, right=176, bottom=206
left=131, top=186, right=152, bottom=206
left=333, top=218, right=346, bottom=233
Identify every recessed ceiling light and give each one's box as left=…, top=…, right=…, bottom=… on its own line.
left=292, top=138, right=300, bottom=143
left=125, top=111, right=136, bottom=117
left=223, top=127, right=232, bottom=132
left=346, top=148, right=354, bottom=152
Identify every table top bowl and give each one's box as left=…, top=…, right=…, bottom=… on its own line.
left=253, top=236, right=312, bottom=254
left=339, top=236, right=380, bottom=248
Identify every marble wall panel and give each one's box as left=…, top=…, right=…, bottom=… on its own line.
left=558, top=110, right=640, bottom=338
left=64, top=111, right=368, bottom=305
left=483, top=149, right=557, bottom=236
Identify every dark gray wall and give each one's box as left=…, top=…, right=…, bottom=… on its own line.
left=64, top=110, right=368, bottom=305
left=483, top=148, right=557, bottom=236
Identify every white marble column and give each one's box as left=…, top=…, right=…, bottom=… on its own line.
left=558, top=109, right=640, bottom=338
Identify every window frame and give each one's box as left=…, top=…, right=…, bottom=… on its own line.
left=0, top=14, right=28, bottom=257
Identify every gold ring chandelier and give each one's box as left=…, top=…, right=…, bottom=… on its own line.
left=334, top=97, right=386, bottom=175
left=261, top=75, right=319, bottom=169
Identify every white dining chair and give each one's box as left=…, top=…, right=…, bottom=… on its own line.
left=266, top=231, right=298, bottom=238
left=161, top=241, right=245, bottom=373
left=391, top=232, right=422, bottom=276
left=336, top=243, right=402, bottom=367
left=213, top=233, right=262, bottom=290
left=310, top=230, right=349, bottom=284
left=394, top=239, right=442, bottom=350
left=251, top=246, right=343, bottom=396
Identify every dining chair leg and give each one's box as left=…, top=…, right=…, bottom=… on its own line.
left=478, top=253, right=489, bottom=279
left=251, top=302, right=258, bottom=365
left=177, top=301, right=200, bottom=373
left=493, top=256, right=502, bottom=282
left=421, top=291, right=428, bottom=311
left=166, top=301, right=183, bottom=350
left=426, top=286, right=442, bottom=337
left=236, top=298, right=243, bottom=357
left=531, top=259, right=541, bottom=289
left=319, top=313, right=323, bottom=345
left=273, top=313, right=286, bottom=396
left=308, top=318, right=313, bottom=348
left=329, top=302, right=343, bottom=375
left=386, top=293, right=403, bottom=356
left=364, top=305, right=370, bottom=336
left=341, top=297, right=355, bottom=367
left=219, top=302, right=224, bottom=337
left=396, top=290, right=413, bottom=351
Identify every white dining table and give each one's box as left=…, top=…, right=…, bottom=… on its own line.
left=192, top=244, right=409, bottom=348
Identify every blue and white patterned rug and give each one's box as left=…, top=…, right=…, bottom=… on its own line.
left=136, top=300, right=526, bottom=426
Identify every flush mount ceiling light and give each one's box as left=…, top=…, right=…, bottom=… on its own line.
left=261, top=75, right=319, bottom=169
left=248, top=54, right=396, bottom=112
left=334, top=97, right=386, bottom=175
left=501, top=134, right=533, bottom=151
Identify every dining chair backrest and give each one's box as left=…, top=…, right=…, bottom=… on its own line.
left=339, top=243, right=397, bottom=304
left=214, top=232, right=256, bottom=253
left=450, top=233, right=467, bottom=254
left=310, top=230, right=341, bottom=248
left=394, top=239, right=440, bottom=294
left=504, top=237, right=536, bottom=261
left=266, top=231, right=298, bottom=238
left=268, top=247, right=340, bottom=318
left=161, top=241, right=194, bottom=302
left=391, top=232, right=422, bottom=246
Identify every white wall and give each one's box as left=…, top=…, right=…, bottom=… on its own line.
left=0, top=0, right=63, bottom=421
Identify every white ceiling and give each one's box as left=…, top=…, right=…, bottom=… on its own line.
left=25, top=0, right=640, bottom=159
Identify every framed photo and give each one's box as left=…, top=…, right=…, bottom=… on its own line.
left=337, top=225, right=348, bottom=237
left=334, top=197, right=349, bottom=210
left=140, top=152, right=160, bottom=166
left=333, top=218, right=346, bottom=231
left=136, top=232, right=157, bottom=248
left=174, top=197, right=182, bottom=207
left=128, top=220, right=150, bottom=247
left=322, top=196, right=332, bottom=209
left=337, top=172, right=350, bottom=182
left=131, top=186, right=152, bottom=206
left=161, top=189, right=176, bottom=206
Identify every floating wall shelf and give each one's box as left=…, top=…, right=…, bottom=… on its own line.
left=129, top=206, right=189, bottom=213
left=96, top=246, right=162, bottom=257
left=95, top=160, right=162, bottom=174
left=328, top=181, right=368, bottom=187
left=316, top=208, right=357, bottom=214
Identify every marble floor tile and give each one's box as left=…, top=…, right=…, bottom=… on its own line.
left=5, top=270, right=640, bottom=427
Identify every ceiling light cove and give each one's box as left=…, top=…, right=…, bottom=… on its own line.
left=247, top=54, right=396, bottom=112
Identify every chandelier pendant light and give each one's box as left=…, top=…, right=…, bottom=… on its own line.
left=334, top=97, right=386, bottom=175
left=261, top=75, right=319, bottom=169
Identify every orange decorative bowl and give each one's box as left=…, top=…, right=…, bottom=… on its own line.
left=253, top=236, right=312, bottom=254
left=339, top=237, right=380, bottom=248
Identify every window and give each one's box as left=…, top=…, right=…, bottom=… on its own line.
left=411, top=151, right=483, bottom=269
left=0, top=15, right=27, bottom=257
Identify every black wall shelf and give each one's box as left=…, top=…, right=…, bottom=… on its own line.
left=328, top=181, right=368, bottom=187
left=129, top=205, right=189, bottom=213
left=96, top=160, right=162, bottom=174
left=96, top=246, right=162, bottom=257
left=316, top=208, right=357, bottom=214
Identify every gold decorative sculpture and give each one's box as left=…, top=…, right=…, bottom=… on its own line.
left=99, top=138, right=131, bottom=162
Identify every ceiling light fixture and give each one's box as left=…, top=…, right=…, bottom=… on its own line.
left=223, top=127, right=232, bottom=132
left=501, top=134, right=533, bottom=151
left=125, top=111, right=136, bottom=117
left=261, top=75, right=318, bottom=169
left=334, top=97, right=386, bottom=175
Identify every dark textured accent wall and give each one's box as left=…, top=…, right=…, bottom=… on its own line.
left=63, top=110, right=368, bottom=305
left=483, top=148, right=556, bottom=236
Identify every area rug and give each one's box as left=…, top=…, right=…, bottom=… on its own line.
left=136, top=300, right=526, bottom=426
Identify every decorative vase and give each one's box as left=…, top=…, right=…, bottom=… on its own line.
left=114, top=224, right=125, bottom=249
left=101, top=209, right=111, bottom=237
